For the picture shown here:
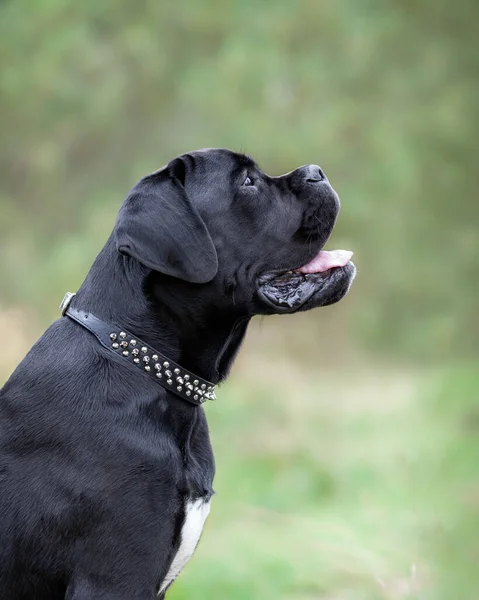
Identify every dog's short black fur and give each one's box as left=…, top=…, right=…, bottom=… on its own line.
left=0, top=149, right=355, bottom=599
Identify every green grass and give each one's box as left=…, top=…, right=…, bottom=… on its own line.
left=167, top=362, right=479, bottom=600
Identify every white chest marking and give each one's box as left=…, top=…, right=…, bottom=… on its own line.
left=159, top=497, right=211, bottom=594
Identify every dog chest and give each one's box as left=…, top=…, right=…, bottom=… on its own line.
left=158, top=497, right=211, bottom=594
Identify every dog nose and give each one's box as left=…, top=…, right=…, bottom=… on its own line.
left=305, top=164, right=325, bottom=182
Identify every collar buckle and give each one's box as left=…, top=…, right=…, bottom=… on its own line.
left=59, top=292, right=76, bottom=316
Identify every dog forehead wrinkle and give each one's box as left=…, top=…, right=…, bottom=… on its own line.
left=183, top=153, right=226, bottom=181
left=237, top=153, right=257, bottom=168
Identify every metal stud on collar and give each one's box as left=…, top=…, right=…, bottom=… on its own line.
left=106, top=328, right=217, bottom=404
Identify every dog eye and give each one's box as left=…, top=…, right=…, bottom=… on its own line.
left=243, top=175, right=254, bottom=187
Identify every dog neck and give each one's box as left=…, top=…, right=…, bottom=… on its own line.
left=74, top=236, right=250, bottom=384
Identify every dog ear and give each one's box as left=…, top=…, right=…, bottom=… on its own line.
left=114, top=160, right=218, bottom=284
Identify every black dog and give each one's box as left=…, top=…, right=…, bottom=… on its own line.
left=0, top=149, right=355, bottom=599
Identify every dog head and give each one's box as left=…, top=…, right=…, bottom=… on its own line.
left=115, top=148, right=355, bottom=316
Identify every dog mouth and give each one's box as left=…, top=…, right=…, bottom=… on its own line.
left=257, top=249, right=355, bottom=313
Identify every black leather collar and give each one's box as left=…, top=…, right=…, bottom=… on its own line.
left=59, top=293, right=216, bottom=407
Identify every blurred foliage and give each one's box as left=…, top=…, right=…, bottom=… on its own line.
left=0, top=0, right=477, bottom=359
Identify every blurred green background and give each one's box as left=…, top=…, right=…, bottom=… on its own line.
left=1, top=1, right=478, bottom=598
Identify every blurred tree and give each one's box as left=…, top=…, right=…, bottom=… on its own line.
left=0, top=0, right=477, bottom=360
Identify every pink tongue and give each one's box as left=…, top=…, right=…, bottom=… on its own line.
left=296, top=249, right=353, bottom=274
